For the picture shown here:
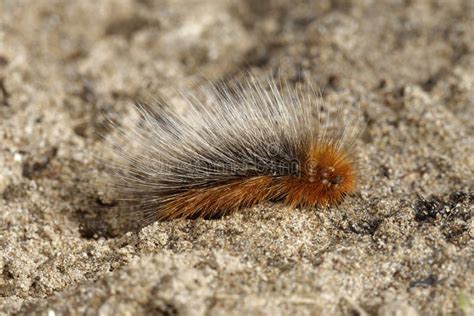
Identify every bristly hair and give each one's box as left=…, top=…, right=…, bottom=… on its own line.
left=102, top=74, right=363, bottom=224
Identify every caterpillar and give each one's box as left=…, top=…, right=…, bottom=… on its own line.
left=103, top=74, right=363, bottom=223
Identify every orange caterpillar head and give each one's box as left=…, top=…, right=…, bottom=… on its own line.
left=284, top=143, right=357, bottom=207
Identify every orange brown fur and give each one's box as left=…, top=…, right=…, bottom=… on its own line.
left=159, top=144, right=357, bottom=220
left=106, top=75, right=362, bottom=223
left=283, top=144, right=357, bottom=207
left=159, top=176, right=276, bottom=220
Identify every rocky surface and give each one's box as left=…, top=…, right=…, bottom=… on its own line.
left=0, top=0, right=472, bottom=315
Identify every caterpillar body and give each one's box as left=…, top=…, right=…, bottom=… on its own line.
left=104, top=75, right=362, bottom=223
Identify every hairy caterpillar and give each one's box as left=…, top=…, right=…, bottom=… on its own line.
left=103, top=75, right=362, bottom=223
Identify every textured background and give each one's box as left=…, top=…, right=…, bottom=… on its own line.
left=0, top=0, right=473, bottom=314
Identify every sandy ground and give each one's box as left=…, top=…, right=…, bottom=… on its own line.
left=0, top=0, right=473, bottom=315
